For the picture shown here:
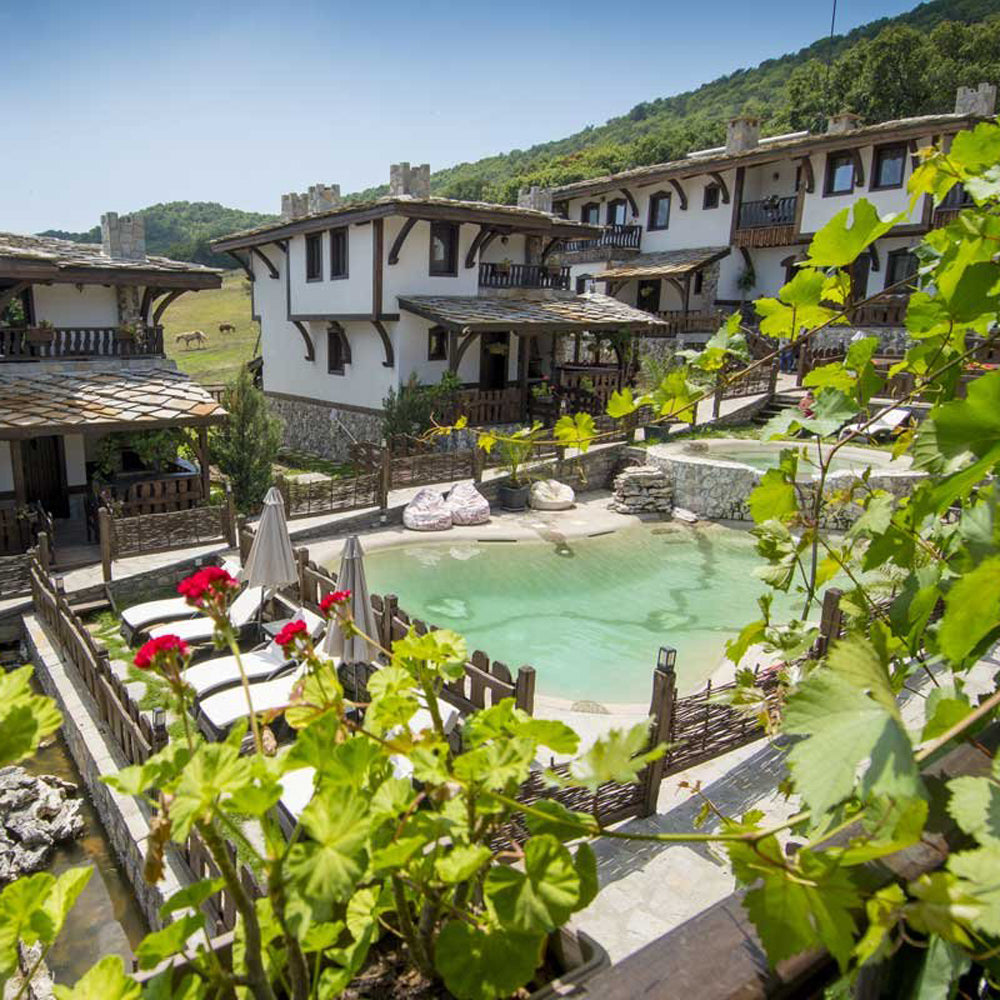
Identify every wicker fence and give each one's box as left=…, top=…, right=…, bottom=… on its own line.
left=30, top=555, right=166, bottom=765
left=273, top=471, right=382, bottom=520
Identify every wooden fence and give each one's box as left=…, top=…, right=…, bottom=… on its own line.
left=115, top=473, right=204, bottom=516
left=181, top=828, right=264, bottom=934
left=29, top=555, right=167, bottom=766
left=99, top=494, right=237, bottom=581
left=272, top=471, right=382, bottom=520
left=0, top=504, right=52, bottom=556
left=712, top=360, right=779, bottom=417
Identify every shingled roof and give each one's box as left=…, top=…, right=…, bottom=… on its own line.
left=595, top=247, right=731, bottom=282
left=397, top=292, right=667, bottom=332
left=0, top=232, right=222, bottom=287
left=0, top=367, right=226, bottom=438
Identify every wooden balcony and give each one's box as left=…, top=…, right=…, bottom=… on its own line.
left=851, top=294, right=908, bottom=327
left=561, top=224, right=643, bottom=254
left=733, top=195, right=798, bottom=248
left=653, top=310, right=726, bottom=336
left=0, top=326, right=165, bottom=361
left=478, top=262, right=571, bottom=291
left=933, top=183, right=974, bottom=227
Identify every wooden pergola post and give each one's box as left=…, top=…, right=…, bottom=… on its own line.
left=197, top=426, right=210, bottom=502
left=9, top=440, right=26, bottom=506
left=516, top=331, right=530, bottom=421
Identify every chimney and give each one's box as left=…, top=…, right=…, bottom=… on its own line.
left=389, top=162, right=431, bottom=198
left=307, top=184, right=341, bottom=214
left=955, top=82, right=997, bottom=117
left=827, top=111, right=862, bottom=134
left=100, top=212, right=146, bottom=261
left=517, top=186, right=554, bottom=214
left=726, top=115, right=760, bottom=154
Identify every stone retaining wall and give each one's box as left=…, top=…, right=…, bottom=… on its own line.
left=266, top=393, right=382, bottom=461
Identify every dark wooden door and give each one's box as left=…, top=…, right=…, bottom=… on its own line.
left=479, top=333, right=509, bottom=390
left=637, top=280, right=661, bottom=313
left=22, top=436, right=68, bottom=517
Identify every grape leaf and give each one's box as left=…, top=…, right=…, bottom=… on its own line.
left=748, top=469, right=798, bottom=524
left=554, top=412, right=596, bottom=453
left=135, top=913, right=205, bottom=970
left=948, top=775, right=1000, bottom=846
left=52, top=956, right=141, bottom=1000
left=606, top=387, right=638, bottom=419
left=912, top=937, right=971, bottom=1000
left=566, top=721, right=663, bottom=792
left=0, top=667, right=62, bottom=768
left=937, top=555, right=1000, bottom=663
left=807, top=199, right=902, bottom=268
left=434, top=922, right=542, bottom=1000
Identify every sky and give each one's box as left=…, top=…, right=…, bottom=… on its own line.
left=4, top=0, right=920, bottom=233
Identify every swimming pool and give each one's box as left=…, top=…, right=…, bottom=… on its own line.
left=363, top=522, right=791, bottom=704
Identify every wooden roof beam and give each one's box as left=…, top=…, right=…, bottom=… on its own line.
left=707, top=172, right=730, bottom=204
left=388, top=218, right=418, bottom=266
left=464, top=226, right=492, bottom=269
left=620, top=188, right=639, bottom=218
left=668, top=179, right=688, bottom=210
left=153, top=289, right=187, bottom=325
left=250, top=247, right=279, bottom=279
left=371, top=319, right=395, bottom=368
left=291, top=320, right=315, bottom=362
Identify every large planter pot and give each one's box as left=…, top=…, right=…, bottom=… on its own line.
left=528, top=929, right=610, bottom=999
left=498, top=482, right=530, bottom=511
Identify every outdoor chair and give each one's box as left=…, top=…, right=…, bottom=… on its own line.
left=147, top=583, right=267, bottom=648
left=839, top=406, right=911, bottom=442
left=120, top=557, right=242, bottom=643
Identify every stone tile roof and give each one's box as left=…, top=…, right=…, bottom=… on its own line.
left=551, top=111, right=980, bottom=198
left=397, top=292, right=667, bottom=331
left=212, top=195, right=596, bottom=248
left=0, top=232, right=221, bottom=277
left=0, top=367, right=226, bottom=437
left=595, top=247, right=731, bottom=281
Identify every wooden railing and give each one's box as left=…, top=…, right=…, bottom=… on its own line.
left=737, top=195, right=797, bottom=229
left=0, top=325, right=164, bottom=361
left=30, top=555, right=166, bottom=765
left=712, top=359, right=779, bottom=417
left=562, top=224, right=642, bottom=253
left=654, top=310, right=726, bottom=336
left=456, top=386, right=523, bottom=426
left=851, top=294, right=908, bottom=327
left=478, top=262, right=571, bottom=290
left=113, top=472, right=204, bottom=516
left=181, top=829, right=264, bottom=934
left=0, top=505, right=45, bottom=556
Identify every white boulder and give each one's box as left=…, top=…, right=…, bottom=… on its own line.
left=403, top=488, right=453, bottom=531
left=529, top=479, right=575, bottom=511
left=445, top=481, right=490, bottom=526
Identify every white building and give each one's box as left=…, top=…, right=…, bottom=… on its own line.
left=549, top=83, right=996, bottom=344
left=212, top=165, right=666, bottom=458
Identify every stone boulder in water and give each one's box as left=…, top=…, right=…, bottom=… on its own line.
left=0, top=766, right=84, bottom=883
left=403, top=488, right=453, bottom=532
left=529, top=479, right=575, bottom=511
left=445, top=482, right=490, bottom=526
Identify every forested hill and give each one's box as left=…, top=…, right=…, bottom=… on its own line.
left=39, top=0, right=1000, bottom=265
left=40, top=202, right=277, bottom=270
left=352, top=0, right=1000, bottom=204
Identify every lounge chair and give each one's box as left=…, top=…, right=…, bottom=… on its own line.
left=183, top=607, right=325, bottom=700
left=840, top=406, right=911, bottom=443
left=147, top=584, right=267, bottom=648
left=120, top=557, right=242, bottom=643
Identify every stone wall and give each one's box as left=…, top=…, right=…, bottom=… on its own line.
left=813, top=326, right=909, bottom=354
left=266, top=393, right=382, bottom=461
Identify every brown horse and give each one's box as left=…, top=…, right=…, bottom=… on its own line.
left=219, top=323, right=236, bottom=335
left=176, top=330, right=207, bottom=350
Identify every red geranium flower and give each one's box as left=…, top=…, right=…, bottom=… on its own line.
left=177, top=566, right=239, bottom=609
left=274, top=619, right=308, bottom=648
left=135, top=634, right=190, bottom=671
left=319, top=589, right=352, bottom=615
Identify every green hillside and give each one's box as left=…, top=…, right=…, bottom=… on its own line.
left=40, top=202, right=277, bottom=270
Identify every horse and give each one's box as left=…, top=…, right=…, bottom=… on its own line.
left=219, top=323, right=236, bottom=335
left=176, top=330, right=207, bottom=350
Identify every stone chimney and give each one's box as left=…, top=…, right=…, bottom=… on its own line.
left=517, top=186, right=553, bottom=214
left=955, top=83, right=997, bottom=117
left=389, top=162, right=431, bottom=198
left=281, top=192, right=309, bottom=220
left=100, top=212, right=146, bottom=261
left=827, top=111, right=862, bottom=134
left=280, top=184, right=340, bottom=220
left=726, top=116, right=760, bottom=154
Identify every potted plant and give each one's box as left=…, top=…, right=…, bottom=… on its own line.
left=496, top=258, right=512, bottom=276
left=497, top=426, right=539, bottom=510
left=26, top=320, right=55, bottom=345
left=115, top=322, right=136, bottom=342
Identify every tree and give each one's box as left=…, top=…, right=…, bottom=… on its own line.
left=210, top=366, right=283, bottom=511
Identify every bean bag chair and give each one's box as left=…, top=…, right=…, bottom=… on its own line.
left=529, top=479, right=575, bottom=511
left=445, top=481, right=491, bottom=526
left=403, top=488, right=452, bottom=531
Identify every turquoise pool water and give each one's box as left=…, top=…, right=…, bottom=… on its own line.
left=688, top=445, right=872, bottom=476
left=363, top=523, right=791, bottom=704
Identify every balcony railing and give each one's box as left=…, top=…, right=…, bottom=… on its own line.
left=654, top=310, right=727, bottom=336
left=851, top=294, right=909, bottom=328
left=934, top=183, right=974, bottom=225
left=0, top=326, right=165, bottom=361
left=561, top=224, right=643, bottom=253
left=478, top=262, right=570, bottom=291
left=737, top=196, right=797, bottom=230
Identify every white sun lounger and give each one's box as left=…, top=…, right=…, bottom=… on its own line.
left=148, top=584, right=267, bottom=647
left=182, top=607, right=325, bottom=700
left=840, top=407, right=910, bottom=442
left=121, top=558, right=242, bottom=642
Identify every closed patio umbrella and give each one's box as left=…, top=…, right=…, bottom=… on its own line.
left=242, top=487, right=298, bottom=621
left=322, top=535, right=379, bottom=693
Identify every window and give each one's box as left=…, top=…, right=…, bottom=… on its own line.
left=427, top=326, right=448, bottom=361
left=824, top=151, right=855, bottom=195
left=429, top=221, right=458, bottom=276
left=693, top=271, right=704, bottom=295
left=871, top=144, right=907, bottom=190
left=885, top=248, right=919, bottom=290
left=305, top=234, right=322, bottom=281
left=329, top=228, right=348, bottom=278
left=581, top=202, right=600, bottom=225
left=607, top=199, right=627, bottom=227
left=553, top=201, right=569, bottom=219
left=327, top=324, right=349, bottom=374
left=703, top=185, right=720, bottom=210
left=647, top=192, right=671, bottom=231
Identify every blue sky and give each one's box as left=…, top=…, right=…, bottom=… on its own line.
left=4, top=0, right=918, bottom=233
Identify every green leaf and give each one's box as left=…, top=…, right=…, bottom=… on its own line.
left=52, top=956, right=141, bottom=1000
left=135, top=913, right=205, bottom=970
left=748, top=468, right=798, bottom=524
left=937, top=555, right=1000, bottom=664
left=524, top=800, right=593, bottom=841
left=0, top=667, right=62, bottom=768
left=484, top=835, right=581, bottom=934
left=102, top=742, right=193, bottom=798
left=434, top=922, right=542, bottom=1000
left=566, top=721, right=663, bottom=792
left=807, top=199, right=902, bottom=268
left=454, top=737, right=536, bottom=790
left=169, top=742, right=252, bottom=840
left=159, top=878, right=226, bottom=920
left=435, top=844, right=493, bottom=883
left=606, top=387, right=637, bottom=419
left=854, top=884, right=907, bottom=967
left=922, top=690, right=973, bottom=742
left=371, top=836, right=424, bottom=873
left=554, top=412, right=597, bottom=453
left=574, top=843, right=599, bottom=909
left=912, top=937, right=971, bottom=1000
left=948, top=846, right=1000, bottom=937
left=650, top=368, right=698, bottom=423
left=948, top=775, right=1000, bottom=847
left=918, top=372, right=1000, bottom=463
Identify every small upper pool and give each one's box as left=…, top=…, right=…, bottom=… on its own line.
left=363, top=522, right=793, bottom=704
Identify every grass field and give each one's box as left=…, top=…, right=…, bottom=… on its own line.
left=161, top=269, right=258, bottom=385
